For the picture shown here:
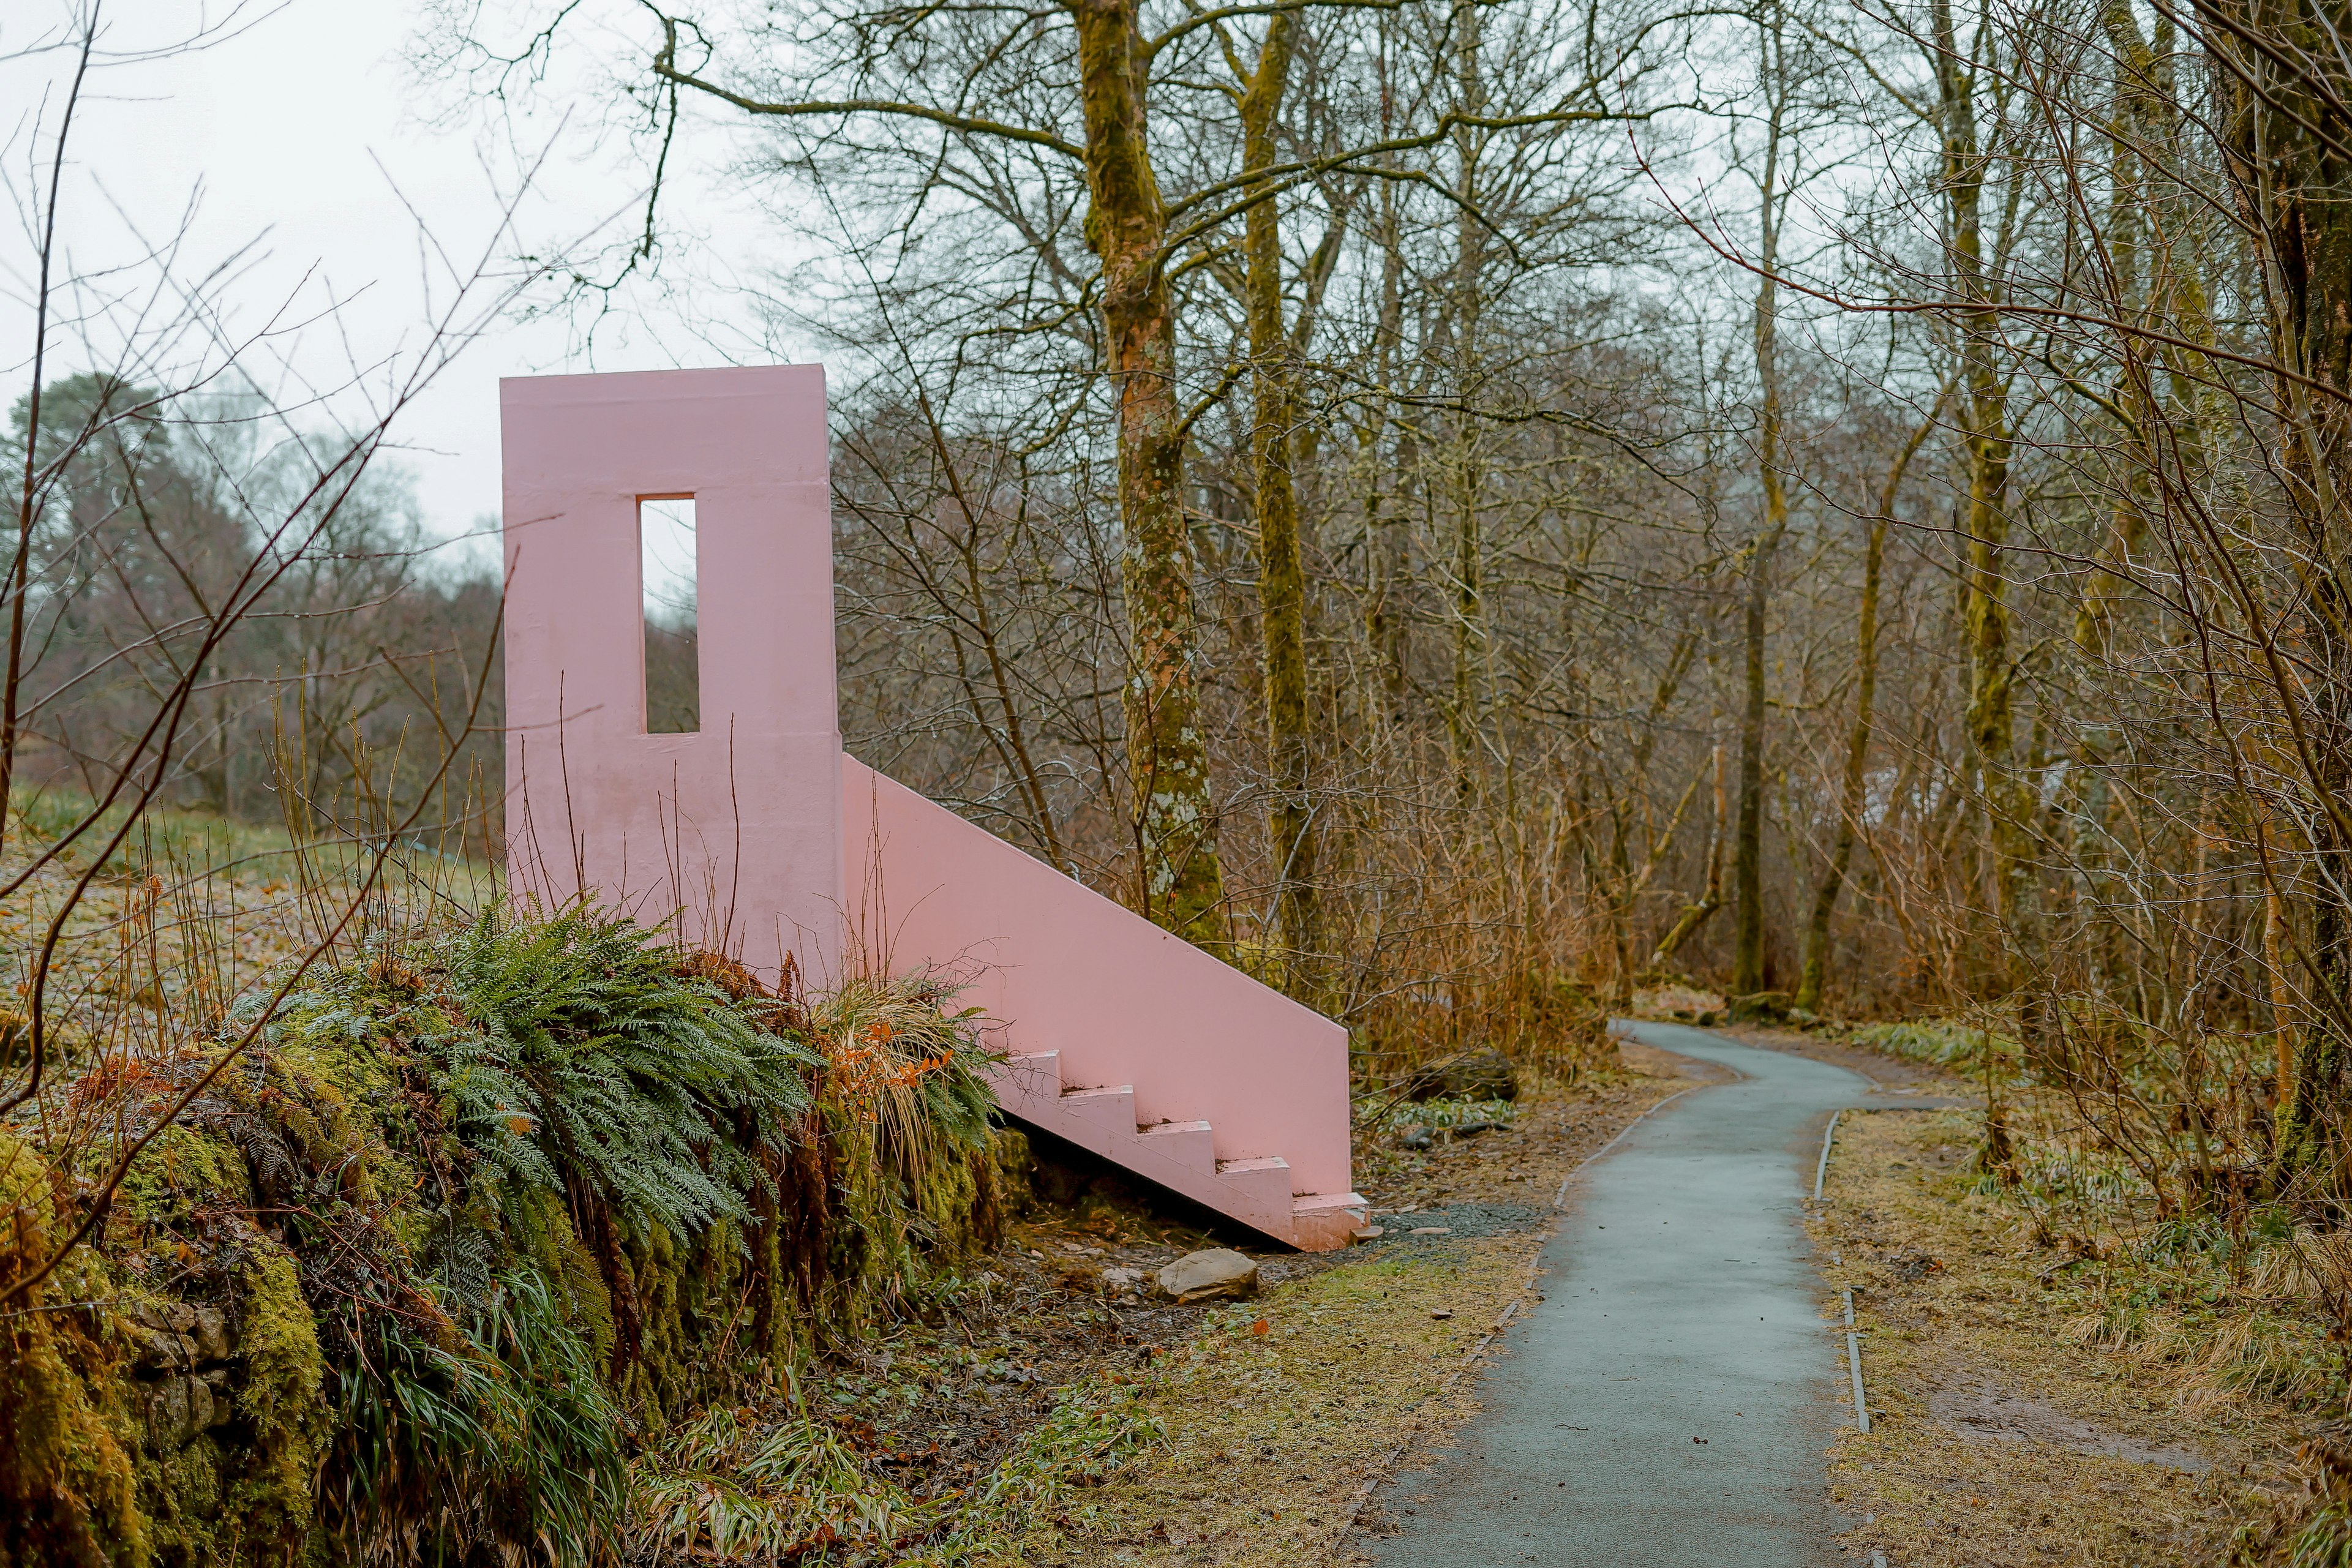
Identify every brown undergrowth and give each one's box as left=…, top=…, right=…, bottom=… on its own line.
left=1811, top=1103, right=2283, bottom=1564
left=0, top=783, right=1692, bottom=1567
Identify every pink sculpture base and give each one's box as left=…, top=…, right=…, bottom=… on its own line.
left=503, top=365, right=1364, bottom=1250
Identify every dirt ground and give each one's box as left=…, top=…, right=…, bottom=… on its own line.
left=1803, top=1099, right=2285, bottom=1564
left=835, top=1054, right=1692, bottom=1564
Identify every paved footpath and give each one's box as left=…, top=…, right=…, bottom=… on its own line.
left=1358, top=1022, right=1874, bottom=1567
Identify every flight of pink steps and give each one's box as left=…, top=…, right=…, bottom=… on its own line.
left=499, top=363, right=1367, bottom=1251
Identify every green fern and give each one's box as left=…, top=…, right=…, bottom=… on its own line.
left=263, top=902, right=820, bottom=1244
left=172, top=904, right=1004, bottom=1566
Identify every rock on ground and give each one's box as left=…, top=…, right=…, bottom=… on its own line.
left=1156, top=1248, right=1260, bottom=1304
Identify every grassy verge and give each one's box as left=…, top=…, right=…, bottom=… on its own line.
left=1812, top=1106, right=2284, bottom=1564
left=1018, top=1232, right=1545, bottom=1565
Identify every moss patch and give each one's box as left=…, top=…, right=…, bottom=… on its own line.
left=228, top=1251, right=328, bottom=1556
left=0, top=1131, right=146, bottom=1568
left=4, top=906, right=1010, bottom=1566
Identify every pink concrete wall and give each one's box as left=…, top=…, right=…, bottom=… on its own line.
left=841, top=759, right=1355, bottom=1199
left=503, top=364, right=1358, bottom=1240
left=502, top=366, right=840, bottom=981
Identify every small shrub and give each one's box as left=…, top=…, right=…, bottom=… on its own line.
left=0, top=1132, right=145, bottom=1568
left=628, top=1403, right=911, bottom=1562
left=1357, top=1095, right=1516, bottom=1135
left=625, top=1379, right=1160, bottom=1566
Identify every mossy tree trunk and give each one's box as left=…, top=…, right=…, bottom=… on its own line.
left=1605, top=631, right=1698, bottom=1003
left=1363, top=172, right=1412, bottom=721
left=1651, top=738, right=1727, bottom=969
left=1238, top=12, right=1318, bottom=991
left=1796, top=403, right=1940, bottom=1012
left=1733, top=33, right=1790, bottom=1002
left=1072, top=0, right=1227, bottom=942
left=1932, top=0, right=2038, bottom=1038
left=2228, top=0, right=2352, bottom=1168
left=1731, top=509, right=1783, bottom=1000
left=1444, top=0, right=1489, bottom=803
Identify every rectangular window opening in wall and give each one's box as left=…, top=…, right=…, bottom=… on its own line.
left=640, top=496, right=699, bottom=733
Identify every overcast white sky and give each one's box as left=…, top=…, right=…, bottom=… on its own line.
left=2, top=1, right=806, bottom=576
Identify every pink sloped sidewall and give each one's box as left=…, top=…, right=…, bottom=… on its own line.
left=839, top=757, right=1354, bottom=1201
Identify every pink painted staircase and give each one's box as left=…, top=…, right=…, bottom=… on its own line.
left=844, top=759, right=1366, bottom=1250
left=502, top=364, right=1366, bottom=1252
left=999, top=1054, right=1368, bottom=1248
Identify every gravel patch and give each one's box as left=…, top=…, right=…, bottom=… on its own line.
left=1367, top=1202, right=1548, bottom=1244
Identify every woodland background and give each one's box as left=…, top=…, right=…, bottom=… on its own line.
left=17, top=0, right=2352, bottom=1169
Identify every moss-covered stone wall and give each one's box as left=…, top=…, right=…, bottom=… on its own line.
left=0, top=907, right=1010, bottom=1567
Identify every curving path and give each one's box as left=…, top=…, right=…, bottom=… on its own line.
left=1357, top=1022, right=1873, bottom=1567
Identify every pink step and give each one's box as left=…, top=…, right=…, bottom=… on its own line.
left=1058, top=1085, right=1138, bottom=1140
left=1292, top=1191, right=1373, bottom=1250
left=1133, top=1119, right=1217, bottom=1180
left=992, top=1052, right=1062, bottom=1118
left=1214, top=1155, right=1296, bottom=1231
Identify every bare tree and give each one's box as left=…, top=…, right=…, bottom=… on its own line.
left=0, top=0, right=543, bottom=1305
